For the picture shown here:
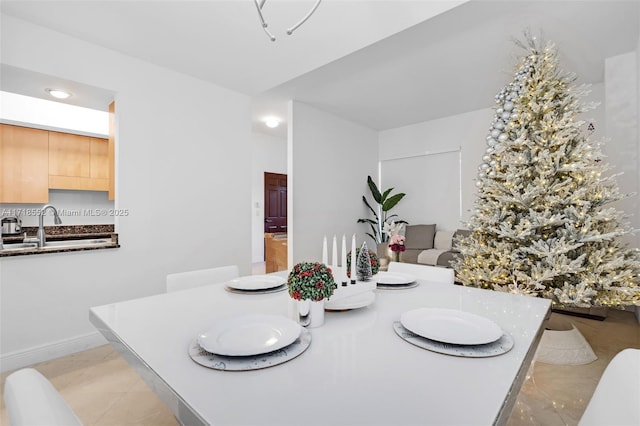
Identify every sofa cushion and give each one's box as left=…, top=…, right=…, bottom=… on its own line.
left=404, top=224, right=436, bottom=250
left=434, top=230, right=456, bottom=251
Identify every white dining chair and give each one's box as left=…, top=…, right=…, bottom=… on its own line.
left=578, top=348, right=640, bottom=426
left=387, top=261, right=454, bottom=285
left=166, top=265, right=240, bottom=292
left=3, top=368, right=83, bottom=426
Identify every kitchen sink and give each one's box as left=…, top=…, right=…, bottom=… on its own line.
left=1, top=242, right=39, bottom=251
left=44, top=239, right=111, bottom=248
left=1, top=238, right=111, bottom=251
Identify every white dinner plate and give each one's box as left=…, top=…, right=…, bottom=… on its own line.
left=225, top=275, right=286, bottom=291
left=400, top=308, right=503, bottom=345
left=325, top=291, right=375, bottom=311
left=198, top=314, right=301, bottom=356
left=375, top=271, right=417, bottom=285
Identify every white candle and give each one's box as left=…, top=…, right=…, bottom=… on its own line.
left=350, top=234, right=357, bottom=283
left=322, top=235, right=328, bottom=264
left=341, top=235, right=347, bottom=284
left=332, top=235, right=338, bottom=268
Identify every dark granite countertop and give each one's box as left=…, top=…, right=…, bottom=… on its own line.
left=1, top=224, right=119, bottom=257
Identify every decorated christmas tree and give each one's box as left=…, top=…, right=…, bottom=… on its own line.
left=453, top=34, right=640, bottom=308
left=356, top=242, right=373, bottom=281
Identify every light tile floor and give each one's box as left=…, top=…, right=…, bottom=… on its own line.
left=1, top=308, right=638, bottom=425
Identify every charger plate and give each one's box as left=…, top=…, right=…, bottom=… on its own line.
left=377, top=282, right=419, bottom=290
left=189, top=329, right=311, bottom=371
left=225, top=275, right=286, bottom=290
left=393, top=321, right=514, bottom=358
left=224, top=284, right=287, bottom=295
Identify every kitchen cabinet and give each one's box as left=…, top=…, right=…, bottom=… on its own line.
left=265, top=233, right=288, bottom=273
left=48, top=131, right=109, bottom=191
left=0, top=124, right=49, bottom=203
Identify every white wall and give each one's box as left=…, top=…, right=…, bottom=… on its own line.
left=251, top=131, right=287, bottom=263
left=605, top=52, right=639, bottom=248
left=288, top=101, right=378, bottom=264
left=379, top=108, right=492, bottom=230
left=379, top=83, right=608, bottom=233
left=0, top=15, right=252, bottom=371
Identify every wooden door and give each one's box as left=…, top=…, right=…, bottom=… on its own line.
left=264, top=172, right=287, bottom=234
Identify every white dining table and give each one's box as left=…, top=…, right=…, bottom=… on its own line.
left=89, top=272, right=550, bottom=426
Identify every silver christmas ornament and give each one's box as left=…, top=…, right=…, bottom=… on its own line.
left=490, top=160, right=497, bottom=166
left=482, top=155, right=490, bottom=162
left=498, top=133, right=509, bottom=142
left=494, top=121, right=505, bottom=130
left=502, top=112, right=511, bottom=120
left=491, top=129, right=501, bottom=138
left=487, top=138, right=497, bottom=147
left=481, top=163, right=489, bottom=170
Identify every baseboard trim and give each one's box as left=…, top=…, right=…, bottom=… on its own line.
left=0, top=331, right=107, bottom=373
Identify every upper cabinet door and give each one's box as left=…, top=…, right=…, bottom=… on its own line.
left=48, top=131, right=91, bottom=177
left=0, top=124, right=49, bottom=203
left=48, top=131, right=109, bottom=191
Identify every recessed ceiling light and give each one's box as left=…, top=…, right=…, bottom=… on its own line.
left=46, top=88, right=72, bottom=99
left=265, top=118, right=280, bottom=128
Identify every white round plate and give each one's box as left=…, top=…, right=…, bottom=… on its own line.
left=225, top=275, right=286, bottom=290
left=198, top=314, right=301, bottom=356
left=400, top=308, right=503, bottom=345
left=375, top=271, right=417, bottom=285
left=325, top=291, right=375, bottom=311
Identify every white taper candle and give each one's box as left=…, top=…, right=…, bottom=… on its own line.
left=332, top=235, right=338, bottom=268
left=350, top=234, right=357, bottom=283
left=341, top=235, right=347, bottom=284
left=322, top=235, right=328, bottom=264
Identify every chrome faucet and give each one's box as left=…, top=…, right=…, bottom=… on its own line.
left=36, top=204, right=62, bottom=247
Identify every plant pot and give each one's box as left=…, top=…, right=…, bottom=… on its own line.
left=296, top=299, right=325, bottom=328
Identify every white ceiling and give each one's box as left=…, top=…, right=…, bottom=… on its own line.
left=1, top=0, right=638, bottom=139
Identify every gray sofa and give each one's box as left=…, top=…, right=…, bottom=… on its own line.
left=399, top=224, right=470, bottom=268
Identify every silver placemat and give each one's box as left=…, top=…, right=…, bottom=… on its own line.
left=224, top=284, right=287, bottom=295
left=188, top=328, right=311, bottom=371
left=377, top=281, right=419, bottom=290
left=393, top=321, right=514, bottom=357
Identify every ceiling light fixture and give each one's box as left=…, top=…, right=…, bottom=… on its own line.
left=46, top=88, right=72, bottom=99
left=254, top=0, right=322, bottom=42
left=265, top=118, right=280, bottom=128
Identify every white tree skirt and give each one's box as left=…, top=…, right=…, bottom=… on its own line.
left=535, top=325, right=597, bottom=365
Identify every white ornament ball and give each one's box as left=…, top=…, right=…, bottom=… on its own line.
left=501, top=112, right=511, bottom=120
left=487, top=138, right=497, bottom=147
left=488, top=171, right=496, bottom=178
left=491, top=129, right=501, bottom=138
left=494, top=121, right=505, bottom=130
left=486, top=147, right=494, bottom=154
left=490, top=160, right=497, bottom=166
left=476, top=181, right=483, bottom=187
left=481, top=163, right=489, bottom=170
left=498, top=133, right=509, bottom=142
left=482, top=155, right=491, bottom=162
left=504, top=101, right=514, bottom=111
